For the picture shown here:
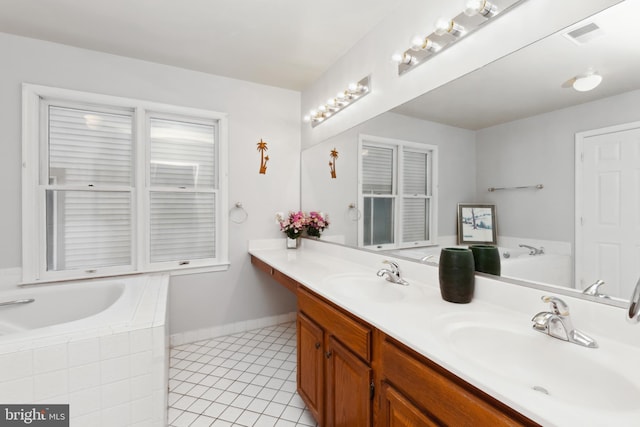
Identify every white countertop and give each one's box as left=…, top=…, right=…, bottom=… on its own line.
left=249, top=238, right=640, bottom=427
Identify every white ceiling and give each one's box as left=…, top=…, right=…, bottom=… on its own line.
left=0, top=0, right=404, bottom=91
left=392, top=1, right=640, bottom=130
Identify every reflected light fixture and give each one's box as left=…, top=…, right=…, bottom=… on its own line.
left=464, top=0, right=499, bottom=18
left=573, top=72, right=602, bottom=92
left=434, top=18, right=466, bottom=37
left=392, top=0, right=528, bottom=75
left=303, top=76, right=370, bottom=127
left=410, top=35, right=441, bottom=53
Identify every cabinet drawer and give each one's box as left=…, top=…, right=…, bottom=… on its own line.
left=381, top=339, right=537, bottom=427
left=251, top=256, right=297, bottom=293
left=298, top=287, right=372, bottom=362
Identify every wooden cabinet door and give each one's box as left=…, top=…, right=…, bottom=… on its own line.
left=380, top=382, right=438, bottom=427
left=326, top=336, right=372, bottom=427
left=297, top=313, right=324, bottom=425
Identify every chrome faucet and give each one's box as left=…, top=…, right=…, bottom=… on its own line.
left=419, top=255, right=434, bottom=263
left=531, top=296, right=598, bottom=348
left=628, top=277, right=640, bottom=323
left=582, top=279, right=609, bottom=299
left=519, top=244, right=544, bottom=255
left=376, top=260, right=409, bottom=286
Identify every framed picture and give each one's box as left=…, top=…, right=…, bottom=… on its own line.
left=457, top=203, right=497, bottom=244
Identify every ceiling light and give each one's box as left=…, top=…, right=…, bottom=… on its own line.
left=304, top=76, right=371, bottom=128
left=573, top=72, right=603, bottom=92
left=464, top=0, right=499, bottom=18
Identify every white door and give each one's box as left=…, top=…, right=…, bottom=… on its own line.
left=576, top=122, right=640, bottom=298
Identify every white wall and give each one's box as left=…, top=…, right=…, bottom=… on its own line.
left=0, top=32, right=299, bottom=334
left=301, top=111, right=476, bottom=245
left=476, top=89, right=640, bottom=243
left=301, top=0, right=621, bottom=149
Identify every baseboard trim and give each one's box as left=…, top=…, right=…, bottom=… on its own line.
left=170, top=311, right=297, bottom=347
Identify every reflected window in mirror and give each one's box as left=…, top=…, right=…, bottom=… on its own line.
left=359, top=135, right=437, bottom=250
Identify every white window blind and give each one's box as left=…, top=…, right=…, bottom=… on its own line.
left=402, top=150, right=430, bottom=242
left=46, top=105, right=134, bottom=272
left=22, top=84, right=229, bottom=283
left=362, top=145, right=394, bottom=194
left=48, top=106, right=133, bottom=186
left=149, top=118, right=217, bottom=188
left=46, top=191, right=132, bottom=271
left=148, top=116, right=218, bottom=265
left=150, top=192, right=215, bottom=262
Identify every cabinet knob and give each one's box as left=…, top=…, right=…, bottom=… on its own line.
left=315, top=342, right=321, bottom=350
left=325, top=351, right=332, bottom=359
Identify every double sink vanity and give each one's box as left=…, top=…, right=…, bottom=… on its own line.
left=249, top=238, right=640, bottom=426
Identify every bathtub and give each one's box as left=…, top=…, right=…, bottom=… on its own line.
left=0, top=274, right=169, bottom=426
left=389, top=246, right=572, bottom=287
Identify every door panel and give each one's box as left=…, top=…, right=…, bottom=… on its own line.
left=579, top=125, right=640, bottom=297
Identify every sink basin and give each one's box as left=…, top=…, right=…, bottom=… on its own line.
left=435, top=313, right=640, bottom=411
left=321, top=273, right=405, bottom=302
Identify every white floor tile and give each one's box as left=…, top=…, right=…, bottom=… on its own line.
left=235, top=410, right=261, bottom=426
left=169, top=321, right=317, bottom=426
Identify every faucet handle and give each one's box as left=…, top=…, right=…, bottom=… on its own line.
left=583, top=279, right=609, bottom=298
left=382, top=260, right=400, bottom=274
left=541, top=295, right=569, bottom=316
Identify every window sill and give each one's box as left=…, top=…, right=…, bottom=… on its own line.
left=19, top=262, right=230, bottom=287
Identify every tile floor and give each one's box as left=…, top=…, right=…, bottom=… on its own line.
left=168, top=321, right=318, bottom=427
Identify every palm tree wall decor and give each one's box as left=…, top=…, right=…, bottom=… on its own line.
left=257, top=139, right=269, bottom=174
left=329, top=148, right=338, bottom=179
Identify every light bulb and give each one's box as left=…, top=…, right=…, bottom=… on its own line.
left=318, top=105, right=327, bottom=112
left=303, top=115, right=310, bottom=122
left=337, top=91, right=346, bottom=100
left=573, top=73, right=602, bottom=92
left=309, top=110, right=317, bottom=117
left=392, top=52, right=415, bottom=65
left=348, top=82, right=358, bottom=92
left=464, top=0, right=498, bottom=17
left=411, top=35, right=426, bottom=51
left=327, top=98, right=336, bottom=106
left=435, top=18, right=465, bottom=37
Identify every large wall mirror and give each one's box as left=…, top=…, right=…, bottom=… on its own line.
left=301, top=1, right=640, bottom=302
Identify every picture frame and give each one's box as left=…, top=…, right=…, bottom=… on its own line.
left=457, top=203, right=497, bottom=245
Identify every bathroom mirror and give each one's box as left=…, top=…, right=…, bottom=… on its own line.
left=301, top=1, right=640, bottom=302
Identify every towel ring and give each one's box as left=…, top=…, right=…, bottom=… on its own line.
left=230, top=202, right=248, bottom=224
left=347, top=203, right=361, bottom=221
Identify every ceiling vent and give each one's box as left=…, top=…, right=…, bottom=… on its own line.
left=563, top=22, right=604, bottom=45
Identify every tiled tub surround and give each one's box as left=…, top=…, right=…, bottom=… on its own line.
left=0, top=274, right=169, bottom=427
left=249, top=239, right=640, bottom=427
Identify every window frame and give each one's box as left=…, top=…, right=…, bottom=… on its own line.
left=357, top=134, right=438, bottom=250
left=22, top=84, right=229, bottom=283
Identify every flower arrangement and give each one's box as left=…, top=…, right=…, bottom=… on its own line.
left=306, top=211, right=329, bottom=238
left=275, top=211, right=307, bottom=239
left=275, top=210, right=330, bottom=239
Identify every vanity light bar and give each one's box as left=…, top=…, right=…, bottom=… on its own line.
left=393, top=0, right=528, bottom=75
left=303, top=76, right=370, bottom=127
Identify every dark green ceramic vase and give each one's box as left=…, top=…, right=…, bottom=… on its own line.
left=438, top=248, right=475, bottom=303
left=469, top=244, right=501, bottom=276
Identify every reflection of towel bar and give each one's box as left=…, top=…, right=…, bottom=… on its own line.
left=488, top=184, right=543, bottom=192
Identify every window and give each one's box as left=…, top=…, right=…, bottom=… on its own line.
left=358, top=135, right=437, bottom=249
left=22, top=84, right=228, bottom=282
